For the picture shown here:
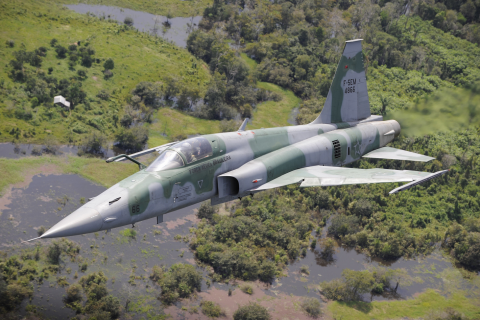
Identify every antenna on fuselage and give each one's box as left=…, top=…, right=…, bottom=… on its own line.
left=238, top=118, right=249, bottom=132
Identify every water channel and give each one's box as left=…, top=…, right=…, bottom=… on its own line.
left=65, top=4, right=201, bottom=48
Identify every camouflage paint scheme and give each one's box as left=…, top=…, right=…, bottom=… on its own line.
left=35, top=40, right=446, bottom=240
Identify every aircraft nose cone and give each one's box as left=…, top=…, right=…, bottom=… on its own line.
left=41, top=207, right=103, bottom=239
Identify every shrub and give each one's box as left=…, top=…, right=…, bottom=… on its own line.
left=78, top=132, right=108, bottom=155
left=37, top=226, right=46, bottom=236
left=314, top=190, right=330, bottom=209
left=328, top=215, right=360, bottom=237
left=103, top=58, right=114, bottom=70
left=124, top=16, right=134, bottom=26
left=200, top=301, right=223, bottom=317
left=96, top=89, right=110, bottom=100
left=320, top=278, right=350, bottom=301
left=50, top=38, right=58, bottom=47
left=240, top=284, right=253, bottom=295
left=198, top=202, right=215, bottom=220
left=115, top=126, right=148, bottom=152
left=97, top=295, right=121, bottom=319
left=159, top=263, right=202, bottom=304
left=150, top=265, right=164, bottom=283
left=300, top=298, right=322, bottom=318
left=220, top=119, right=240, bottom=132
left=47, top=241, right=62, bottom=264
left=351, top=199, right=373, bottom=217
left=55, top=45, right=67, bottom=58
left=6, top=40, right=15, bottom=47
left=104, top=69, right=113, bottom=79
left=300, top=265, right=309, bottom=275
left=233, top=303, right=270, bottom=320
left=64, top=283, right=83, bottom=304
left=131, top=81, right=163, bottom=107
left=76, top=69, right=87, bottom=79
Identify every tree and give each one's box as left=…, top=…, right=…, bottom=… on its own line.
left=115, top=126, right=148, bottom=152
left=55, top=45, right=67, bottom=58
left=103, top=58, right=114, bottom=70
left=158, top=263, right=202, bottom=304
left=351, top=199, right=373, bottom=217
left=197, top=201, right=215, bottom=220
left=315, top=26, right=325, bottom=43
left=342, top=269, right=375, bottom=298
left=233, top=303, right=271, bottom=320
left=388, top=268, right=413, bottom=292
left=47, top=241, right=62, bottom=264
left=64, top=283, right=83, bottom=304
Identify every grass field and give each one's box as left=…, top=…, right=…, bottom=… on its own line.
left=55, top=0, right=213, bottom=17
left=240, top=53, right=301, bottom=130
left=328, top=289, right=480, bottom=320
left=0, top=0, right=210, bottom=144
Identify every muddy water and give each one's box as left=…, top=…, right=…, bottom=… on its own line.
left=65, top=4, right=201, bottom=48
left=2, top=173, right=203, bottom=319
left=0, top=172, right=476, bottom=319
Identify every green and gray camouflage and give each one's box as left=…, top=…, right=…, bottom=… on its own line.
left=32, top=40, right=446, bottom=241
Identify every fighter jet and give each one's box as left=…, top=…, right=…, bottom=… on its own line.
left=27, top=39, right=447, bottom=241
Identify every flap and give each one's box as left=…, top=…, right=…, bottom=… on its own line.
left=251, top=166, right=436, bottom=191
left=362, top=147, right=434, bottom=162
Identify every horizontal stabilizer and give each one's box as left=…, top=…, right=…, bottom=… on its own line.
left=251, top=166, right=444, bottom=192
left=363, top=147, right=434, bottom=162
left=389, top=170, right=449, bottom=194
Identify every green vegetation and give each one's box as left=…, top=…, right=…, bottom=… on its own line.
left=194, top=0, right=480, bottom=125
left=149, top=263, right=202, bottom=304
left=63, top=272, right=122, bottom=319
left=300, top=297, right=322, bottom=318
left=233, top=303, right=271, bottom=320
left=0, top=239, right=80, bottom=314
left=190, top=195, right=313, bottom=281
left=200, top=300, right=224, bottom=318
left=320, top=267, right=413, bottom=301
left=240, top=283, right=254, bottom=295
left=0, top=0, right=209, bottom=147
left=328, top=289, right=480, bottom=320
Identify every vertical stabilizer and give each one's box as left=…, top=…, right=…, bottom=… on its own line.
left=311, top=39, right=371, bottom=124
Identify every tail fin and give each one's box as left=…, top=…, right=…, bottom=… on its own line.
left=311, top=39, right=372, bottom=124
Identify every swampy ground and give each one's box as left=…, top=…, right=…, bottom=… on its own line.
left=0, top=152, right=479, bottom=319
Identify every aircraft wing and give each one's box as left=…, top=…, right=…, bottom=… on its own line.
left=251, top=166, right=448, bottom=194
left=113, top=142, right=176, bottom=162
left=362, top=147, right=434, bottom=162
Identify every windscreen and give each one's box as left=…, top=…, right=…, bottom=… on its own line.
left=171, top=137, right=213, bottom=164
left=146, top=150, right=185, bottom=172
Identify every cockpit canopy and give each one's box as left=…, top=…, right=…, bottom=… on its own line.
left=146, top=137, right=213, bottom=172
